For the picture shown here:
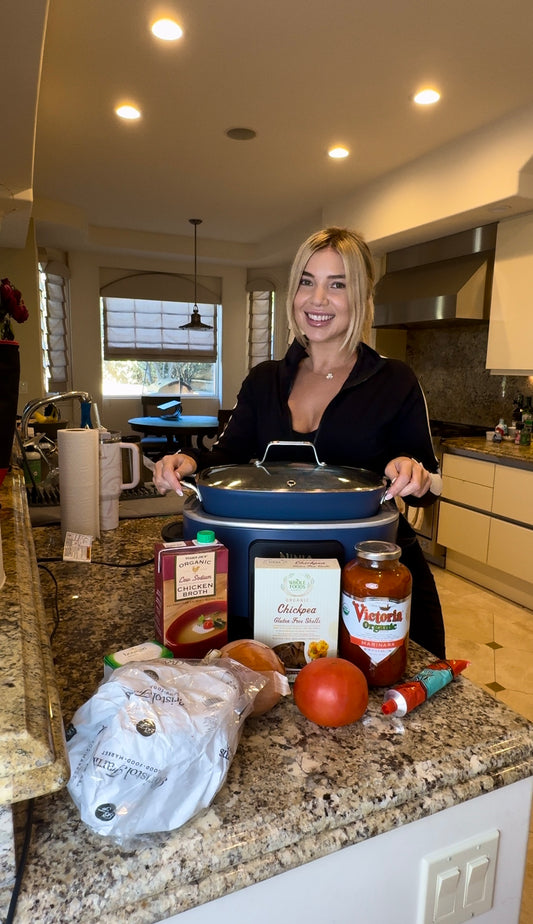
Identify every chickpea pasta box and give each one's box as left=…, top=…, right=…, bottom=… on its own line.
left=253, top=557, right=341, bottom=679
left=154, top=534, right=228, bottom=658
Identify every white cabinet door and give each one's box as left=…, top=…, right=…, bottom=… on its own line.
left=442, top=454, right=495, bottom=487
left=441, top=454, right=494, bottom=513
left=492, top=465, right=533, bottom=527
left=487, top=518, right=533, bottom=579
left=437, top=501, right=491, bottom=562
left=442, top=476, right=493, bottom=512
left=486, top=213, right=533, bottom=374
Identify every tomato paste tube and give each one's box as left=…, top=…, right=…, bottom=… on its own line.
left=381, top=659, right=470, bottom=716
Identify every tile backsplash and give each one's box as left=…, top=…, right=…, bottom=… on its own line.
left=404, top=323, right=533, bottom=428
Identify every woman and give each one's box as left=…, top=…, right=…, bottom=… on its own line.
left=154, top=227, right=445, bottom=657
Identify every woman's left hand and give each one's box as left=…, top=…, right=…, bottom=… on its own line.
left=383, top=456, right=432, bottom=500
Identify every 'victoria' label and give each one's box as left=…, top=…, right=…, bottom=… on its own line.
left=341, top=592, right=411, bottom=666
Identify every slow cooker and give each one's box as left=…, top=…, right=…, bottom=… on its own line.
left=178, top=496, right=399, bottom=641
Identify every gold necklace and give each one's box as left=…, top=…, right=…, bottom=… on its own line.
left=305, top=355, right=354, bottom=380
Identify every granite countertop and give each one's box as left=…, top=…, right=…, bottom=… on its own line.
left=0, top=470, right=69, bottom=805
left=442, top=435, right=533, bottom=470
left=0, top=505, right=527, bottom=922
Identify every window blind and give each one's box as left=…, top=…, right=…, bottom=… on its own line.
left=102, top=297, right=217, bottom=363
left=247, top=290, right=274, bottom=370
left=38, top=261, right=71, bottom=393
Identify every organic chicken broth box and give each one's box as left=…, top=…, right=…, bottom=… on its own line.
left=253, top=558, right=341, bottom=676
left=154, top=534, right=228, bottom=658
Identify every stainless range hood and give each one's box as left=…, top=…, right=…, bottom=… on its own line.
left=373, top=224, right=497, bottom=328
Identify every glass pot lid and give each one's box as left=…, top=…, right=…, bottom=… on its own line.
left=198, top=461, right=386, bottom=495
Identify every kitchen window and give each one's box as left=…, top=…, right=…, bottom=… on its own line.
left=100, top=270, right=221, bottom=397
left=246, top=283, right=275, bottom=371
left=38, top=258, right=72, bottom=393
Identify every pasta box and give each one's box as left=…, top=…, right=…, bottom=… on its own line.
left=253, top=557, right=341, bottom=679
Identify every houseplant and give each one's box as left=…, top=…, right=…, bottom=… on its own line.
left=0, top=278, right=29, bottom=486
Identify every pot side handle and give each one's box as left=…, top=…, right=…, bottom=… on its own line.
left=180, top=478, right=203, bottom=502
left=255, top=441, right=326, bottom=467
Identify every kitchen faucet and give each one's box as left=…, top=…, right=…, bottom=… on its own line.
left=20, top=391, right=93, bottom=442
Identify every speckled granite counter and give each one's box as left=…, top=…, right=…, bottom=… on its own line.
left=442, top=435, right=533, bottom=469
left=0, top=470, right=69, bottom=805
left=2, top=479, right=533, bottom=923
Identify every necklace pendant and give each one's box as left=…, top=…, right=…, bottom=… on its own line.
left=326, top=372, right=334, bottom=380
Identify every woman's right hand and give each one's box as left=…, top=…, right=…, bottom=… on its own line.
left=153, top=452, right=197, bottom=496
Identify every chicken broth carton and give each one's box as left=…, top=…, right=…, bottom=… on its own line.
left=253, top=557, right=340, bottom=679
left=155, top=531, right=228, bottom=658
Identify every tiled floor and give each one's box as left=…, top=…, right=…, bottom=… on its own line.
left=430, top=565, right=533, bottom=924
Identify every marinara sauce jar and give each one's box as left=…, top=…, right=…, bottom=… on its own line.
left=339, top=541, right=412, bottom=687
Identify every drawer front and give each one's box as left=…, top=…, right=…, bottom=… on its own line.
left=442, top=454, right=495, bottom=487
left=442, top=475, right=493, bottom=512
left=492, top=466, right=533, bottom=526
left=487, top=518, right=533, bottom=579
left=437, top=501, right=490, bottom=562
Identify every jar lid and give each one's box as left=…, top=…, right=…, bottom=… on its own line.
left=196, top=529, right=215, bottom=544
left=355, top=540, right=401, bottom=561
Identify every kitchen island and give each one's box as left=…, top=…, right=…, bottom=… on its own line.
left=1, top=468, right=532, bottom=923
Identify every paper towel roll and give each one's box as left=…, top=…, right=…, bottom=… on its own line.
left=58, top=428, right=100, bottom=539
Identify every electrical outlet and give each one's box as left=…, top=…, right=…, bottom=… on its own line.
left=418, top=829, right=499, bottom=923
left=19, top=380, right=28, bottom=394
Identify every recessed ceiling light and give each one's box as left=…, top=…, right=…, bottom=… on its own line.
left=413, top=88, right=440, bottom=105
left=115, top=104, right=141, bottom=120
left=225, top=127, right=257, bottom=141
left=151, top=18, right=183, bottom=41
left=328, top=146, right=350, bottom=159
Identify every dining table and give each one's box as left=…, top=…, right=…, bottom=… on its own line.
left=128, top=414, right=220, bottom=452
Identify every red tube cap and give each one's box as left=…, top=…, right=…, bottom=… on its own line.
left=381, top=699, right=398, bottom=715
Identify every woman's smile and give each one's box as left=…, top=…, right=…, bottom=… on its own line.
left=305, top=311, right=336, bottom=324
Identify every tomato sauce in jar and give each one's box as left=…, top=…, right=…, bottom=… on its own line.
left=339, top=541, right=411, bottom=687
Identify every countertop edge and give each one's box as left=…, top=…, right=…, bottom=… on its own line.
left=0, top=469, right=70, bottom=804
left=442, top=436, right=533, bottom=469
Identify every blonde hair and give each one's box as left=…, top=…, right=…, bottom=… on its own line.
left=286, top=227, right=375, bottom=352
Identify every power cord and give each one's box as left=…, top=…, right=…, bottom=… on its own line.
left=37, top=557, right=154, bottom=567
left=37, top=565, right=60, bottom=641
left=5, top=799, right=34, bottom=924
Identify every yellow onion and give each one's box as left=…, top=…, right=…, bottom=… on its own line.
left=220, top=639, right=287, bottom=716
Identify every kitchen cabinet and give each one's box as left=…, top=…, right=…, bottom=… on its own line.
left=438, top=447, right=533, bottom=607
left=486, top=212, right=533, bottom=375
left=493, top=464, right=533, bottom=525
left=1, top=468, right=532, bottom=924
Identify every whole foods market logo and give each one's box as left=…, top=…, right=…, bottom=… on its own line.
left=281, top=572, right=314, bottom=597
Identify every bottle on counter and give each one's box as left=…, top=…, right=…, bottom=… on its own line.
left=512, top=395, right=524, bottom=423
left=515, top=423, right=524, bottom=445
left=493, top=419, right=506, bottom=442
left=522, top=398, right=533, bottom=434
left=339, top=540, right=411, bottom=687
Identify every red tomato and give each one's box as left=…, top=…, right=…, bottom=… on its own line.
left=293, top=657, right=369, bottom=727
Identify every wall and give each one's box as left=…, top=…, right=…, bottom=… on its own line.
left=0, top=223, right=43, bottom=413
left=404, top=323, right=533, bottom=427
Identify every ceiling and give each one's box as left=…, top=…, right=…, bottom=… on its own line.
left=3, top=0, right=533, bottom=264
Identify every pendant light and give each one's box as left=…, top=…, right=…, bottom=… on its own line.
left=179, top=218, right=213, bottom=330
